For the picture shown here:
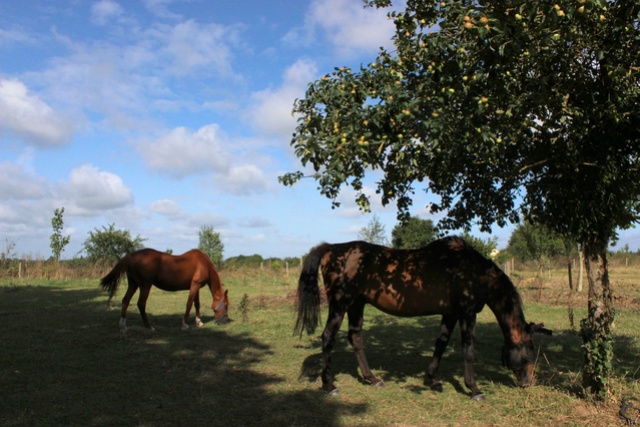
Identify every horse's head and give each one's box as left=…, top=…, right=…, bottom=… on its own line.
left=502, top=322, right=552, bottom=387
left=212, top=289, right=230, bottom=324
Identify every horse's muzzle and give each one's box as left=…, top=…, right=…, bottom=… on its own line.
left=215, top=314, right=230, bottom=324
left=514, top=363, right=535, bottom=387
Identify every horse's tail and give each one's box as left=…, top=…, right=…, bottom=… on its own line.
left=99, top=254, right=131, bottom=303
left=294, top=243, right=331, bottom=337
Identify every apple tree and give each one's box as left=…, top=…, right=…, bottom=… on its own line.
left=280, top=0, right=640, bottom=398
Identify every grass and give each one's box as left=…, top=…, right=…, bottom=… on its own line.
left=1, top=267, right=640, bottom=426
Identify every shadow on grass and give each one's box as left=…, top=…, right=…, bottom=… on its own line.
left=0, top=286, right=365, bottom=427
left=297, top=309, right=640, bottom=399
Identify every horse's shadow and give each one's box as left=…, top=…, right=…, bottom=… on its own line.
left=296, top=313, right=629, bottom=398
left=297, top=315, right=507, bottom=396
left=0, top=285, right=368, bottom=427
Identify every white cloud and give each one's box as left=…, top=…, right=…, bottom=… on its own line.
left=143, top=0, right=182, bottom=20
left=162, top=19, right=238, bottom=77
left=0, top=26, right=36, bottom=46
left=220, top=164, right=270, bottom=195
left=285, top=0, right=395, bottom=57
left=248, top=59, right=317, bottom=138
left=150, top=198, right=184, bottom=218
left=137, top=124, right=270, bottom=195
left=91, top=0, right=125, bottom=25
left=188, top=212, right=229, bottom=229
left=0, top=161, right=47, bottom=200
left=0, top=78, right=74, bottom=147
left=65, top=164, right=134, bottom=213
left=25, top=16, right=241, bottom=133
left=137, top=124, right=229, bottom=178
left=236, top=217, right=272, bottom=228
left=35, top=46, right=150, bottom=129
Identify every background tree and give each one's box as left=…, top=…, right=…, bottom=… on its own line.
left=391, top=216, right=437, bottom=249
left=507, top=222, right=564, bottom=276
left=225, top=254, right=264, bottom=269
left=0, top=239, right=16, bottom=269
left=281, top=0, right=640, bottom=398
left=198, top=225, right=224, bottom=266
left=508, top=222, right=580, bottom=290
left=83, top=224, right=145, bottom=264
left=358, top=214, right=389, bottom=245
left=461, top=233, right=498, bottom=260
left=50, top=207, right=71, bottom=262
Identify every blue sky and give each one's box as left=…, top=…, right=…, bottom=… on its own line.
left=1, top=0, right=637, bottom=260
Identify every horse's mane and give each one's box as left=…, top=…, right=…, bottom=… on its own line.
left=487, top=267, right=529, bottom=344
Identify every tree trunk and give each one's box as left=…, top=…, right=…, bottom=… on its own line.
left=580, top=241, right=614, bottom=399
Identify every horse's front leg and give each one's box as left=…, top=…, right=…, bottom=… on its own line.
left=347, top=299, right=383, bottom=388
left=426, top=315, right=457, bottom=392
left=321, top=303, right=346, bottom=395
left=182, top=284, right=199, bottom=330
left=193, top=292, right=204, bottom=328
left=459, top=313, right=485, bottom=401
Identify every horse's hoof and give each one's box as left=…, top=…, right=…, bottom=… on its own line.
left=365, top=377, right=384, bottom=388
left=181, top=323, right=189, bottom=331
left=471, top=393, right=486, bottom=402
left=430, top=383, right=444, bottom=393
left=327, top=388, right=340, bottom=396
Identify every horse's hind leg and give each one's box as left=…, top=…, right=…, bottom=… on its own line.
left=137, top=284, right=155, bottom=330
left=120, top=282, right=138, bottom=330
left=426, top=314, right=457, bottom=392
left=347, top=298, right=383, bottom=388
left=321, top=302, right=346, bottom=395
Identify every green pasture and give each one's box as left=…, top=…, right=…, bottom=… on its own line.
left=1, top=268, right=640, bottom=426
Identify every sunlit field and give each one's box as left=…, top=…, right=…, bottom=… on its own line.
left=1, top=262, right=639, bottom=426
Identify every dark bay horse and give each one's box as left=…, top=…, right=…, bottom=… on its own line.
left=100, top=248, right=230, bottom=331
left=295, top=236, right=551, bottom=400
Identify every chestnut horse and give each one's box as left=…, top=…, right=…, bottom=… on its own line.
left=100, top=248, right=229, bottom=331
left=295, top=236, right=551, bottom=400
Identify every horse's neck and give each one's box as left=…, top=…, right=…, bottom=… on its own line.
left=487, top=276, right=527, bottom=346
left=207, top=267, right=223, bottom=297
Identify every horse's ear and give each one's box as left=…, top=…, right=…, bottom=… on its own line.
left=224, top=289, right=228, bottom=297
left=529, top=322, right=553, bottom=336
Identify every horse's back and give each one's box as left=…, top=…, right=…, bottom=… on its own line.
left=319, top=237, right=495, bottom=316
left=128, top=248, right=214, bottom=290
